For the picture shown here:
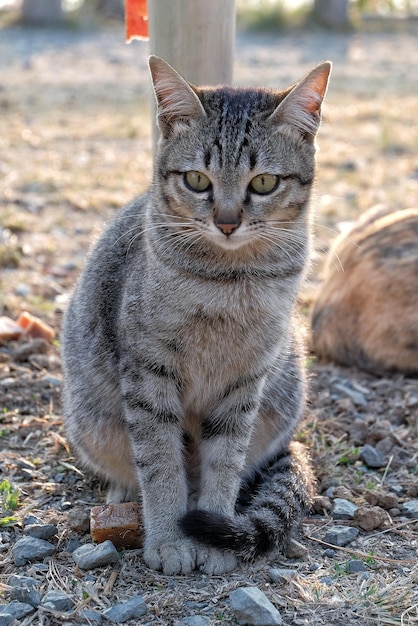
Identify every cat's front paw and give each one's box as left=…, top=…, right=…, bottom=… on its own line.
left=196, top=547, right=238, bottom=575
left=143, top=538, right=197, bottom=575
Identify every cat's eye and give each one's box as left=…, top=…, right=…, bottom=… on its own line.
left=184, top=171, right=211, bottom=193
left=249, top=174, right=279, bottom=195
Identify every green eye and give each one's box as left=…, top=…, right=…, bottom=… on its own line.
left=184, top=171, right=211, bottom=192
left=249, top=174, right=279, bottom=195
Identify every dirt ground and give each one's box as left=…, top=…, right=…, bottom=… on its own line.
left=0, top=16, right=417, bottom=626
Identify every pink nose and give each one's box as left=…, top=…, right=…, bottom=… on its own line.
left=215, top=220, right=240, bottom=236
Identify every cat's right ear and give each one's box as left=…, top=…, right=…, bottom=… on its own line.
left=149, top=56, right=206, bottom=137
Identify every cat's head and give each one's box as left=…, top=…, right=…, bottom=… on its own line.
left=148, top=56, right=331, bottom=254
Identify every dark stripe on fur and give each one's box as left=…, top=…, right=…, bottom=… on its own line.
left=181, top=443, right=314, bottom=560
left=281, top=173, right=313, bottom=186
left=123, top=394, right=178, bottom=423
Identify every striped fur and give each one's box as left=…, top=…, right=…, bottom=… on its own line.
left=61, top=56, right=331, bottom=575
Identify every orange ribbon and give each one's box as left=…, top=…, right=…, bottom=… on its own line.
left=125, top=0, right=148, bottom=42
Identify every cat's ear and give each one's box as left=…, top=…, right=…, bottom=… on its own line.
left=148, top=55, right=206, bottom=136
left=270, top=61, right=331, bottom=138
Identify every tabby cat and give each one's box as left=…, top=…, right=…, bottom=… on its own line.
left=61, top=56, right=331, bottom=575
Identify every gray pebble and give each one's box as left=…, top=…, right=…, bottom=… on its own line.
left=41, top=374, right=62, bottom=387
left=324, top=526, right=359, bottom=547
left=66, top=538, right=83, bottom=553
left=15, top=284, right=31, bottom=297
left=41, top=590, right=74, bottom=612
left=72, top=541, right=119, bottom=570
left=24, top=523, right=57, bottom=540
left=319, top=576, right=333, bottom=586
left=332, top=498, right=358, bottom=520
left=389, top=484, right=404, bottom=496
left=11, top=536, right=55, bottom=566
left=268, top=568, right=297, bottom=583
left=402, top=500, right=418, bottom=518
left=0, top=615, right=13, bottom=626
left=360, top=444, right=386, bottom=468
left=347, top=560, right=366, bottom=573
left=323, top=548, right=335, bottom=558
left=180, top=617, right=211, bottom=626
left=102, top=595, right=147, bottom=623
left=79, top=609, right=103, bottom=624
left=229, top=586, right=282, bottom=626
left=0, top=602, right=35, bottom=620
left=23, top=515, right=42, bottom=526
left=8, top=575, right=42, bottom=607
left=333, top=382, right=367, bottom=406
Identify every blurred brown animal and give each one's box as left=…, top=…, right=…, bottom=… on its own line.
left=311, top=206, right=418, bottom=375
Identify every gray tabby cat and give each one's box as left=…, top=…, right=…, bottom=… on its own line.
left=61, top=56, right=331, bottom=575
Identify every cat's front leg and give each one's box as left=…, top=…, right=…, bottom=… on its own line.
left=121, top=362, right=196, bottom=575
left=193, top=394, right=260, bottom=574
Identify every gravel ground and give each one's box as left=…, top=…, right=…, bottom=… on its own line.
left=0, top=15, right=417, bottom=626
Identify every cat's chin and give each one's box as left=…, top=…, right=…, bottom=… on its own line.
left=209, top=233, right=254, bottom=252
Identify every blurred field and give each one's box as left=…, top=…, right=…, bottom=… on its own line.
left=1, top=22, right=417, bottom=316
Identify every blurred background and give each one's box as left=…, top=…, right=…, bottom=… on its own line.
left=0, top=0, right=417, bottom=318
left=1, top=0, right=418, bottom=28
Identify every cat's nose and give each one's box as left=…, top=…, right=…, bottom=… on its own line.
left=215, top=219, right=241, bottom=236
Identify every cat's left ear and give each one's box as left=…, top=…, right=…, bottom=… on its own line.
left=149, top=55, right=206, bottom=137
left=270, top=61, right=331, bottom=138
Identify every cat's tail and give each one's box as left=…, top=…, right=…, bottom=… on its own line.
left=180, top=442, right=314, bottom=561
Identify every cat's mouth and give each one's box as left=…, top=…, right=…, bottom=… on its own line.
left=206, top=222, right=256, bottom=251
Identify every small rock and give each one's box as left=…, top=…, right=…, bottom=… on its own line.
left=323, top=548, right=335, bottom=558
left=41, top=590, right=73, bottom=612
left=15, top=284, right=31, bottom=297
left=333, top=486, right=353, bottom=499
left=376, top=493, right=398, bottom=510
left=333, top=382, right=367, bottom=406
left=180, top=617, right=211, bottom=626
left=41, top=375, right=62, bottom=387
left=364, top=491, right=398, bottom=510
left=66, top=538, right=83, bottom=553
left=8, top=575, right=42, bottom=607
left=324, top=526, right=359, bottom=547
left=348, top=419, right=368, bottom=445
left=360, top=445, right=386, bottom=469
left=312, top=496, right=332, bottom=514
left=12, top=339, right=50, bottom=362
left=389, top=484, right=404, bottom=496
left=318, top=576, right=333, bottom=586
left=388, top=507, right=401, bottom=517
left=11, top=537, right=55, bottom=566
left=67, top=507, right=90, bottom=533
left=23, top=515, right=42, bottom=526
left=347, top=560, right=367, bottom=573
left=229, top=587, right=282, bottom=626
left=0, top=602, right=35, bottom=620
left=79, top=609, right=103, bottom=624
left=332, top=498, right=358, bottom=520
left=24, top=523, right=57, bottom=540
left=323, top=486, right=335, bottom=498
left=375, top=436, right=395, bottom=455
left=268, top=568, right=297, bottom=584
left=354, top=505, right=387, bottom=531
left=283, top=538, right=307, bottom=558
left=72, top=541, right=119, bottom=570
left=402, top=500, right=418, bottom=519
left=102, top=596, right=147, bottom=623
